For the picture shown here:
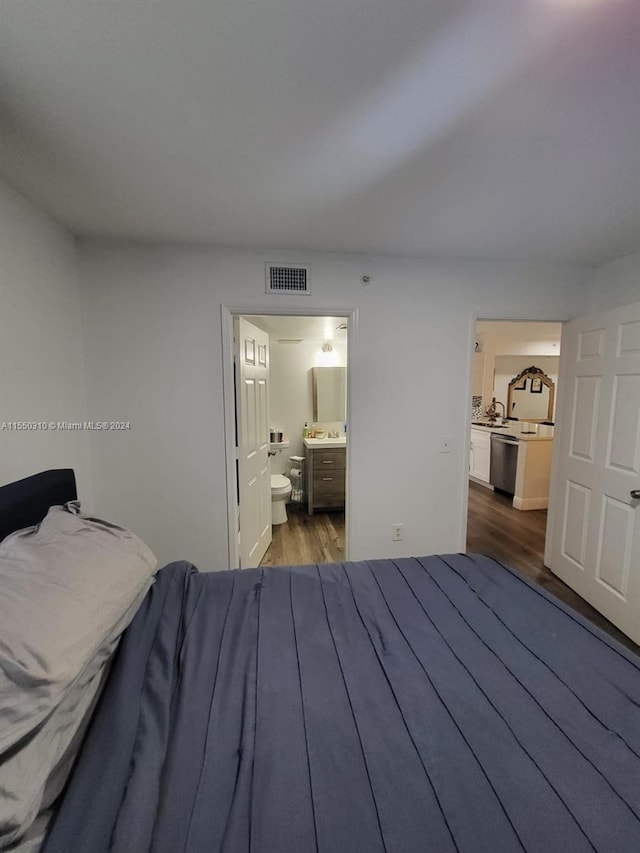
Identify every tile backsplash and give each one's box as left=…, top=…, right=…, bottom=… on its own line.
left=471, top=395, right=483, bottom=420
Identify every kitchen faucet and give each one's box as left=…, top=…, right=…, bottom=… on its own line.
left=485, top=397, right=506, bottom=423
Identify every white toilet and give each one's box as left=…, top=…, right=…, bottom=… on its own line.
left=270, top=474, right=292, bottom=525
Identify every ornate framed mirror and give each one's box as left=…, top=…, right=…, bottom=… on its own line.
left=507, top=366, right=555, bottom=422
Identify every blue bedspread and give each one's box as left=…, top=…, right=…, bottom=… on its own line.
left=43, top=555, right=640, bottom=852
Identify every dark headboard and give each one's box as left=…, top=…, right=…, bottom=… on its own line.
left=0, top=469, right=77, bottom=541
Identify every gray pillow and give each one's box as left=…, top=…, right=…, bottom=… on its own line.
left=0, top=502, right=157, bottom=849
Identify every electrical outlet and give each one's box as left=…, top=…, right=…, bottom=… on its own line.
left=392, top=523, right=403, bottom=541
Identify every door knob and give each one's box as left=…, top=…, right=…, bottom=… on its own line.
left=631, top=489, right=640, bottom=500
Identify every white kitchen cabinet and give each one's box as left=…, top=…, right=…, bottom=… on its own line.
left=469, top=427, right=491, bottom=483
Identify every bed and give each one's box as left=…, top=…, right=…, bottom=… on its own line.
left=1, top=471, right=640, bottom=853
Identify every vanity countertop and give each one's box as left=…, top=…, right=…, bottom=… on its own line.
left=304, top=436, right=347, bottom=449
left=470, top=421, right=554, bottom=442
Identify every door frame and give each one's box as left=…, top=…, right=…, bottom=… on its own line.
left=221, top=304, right=357, bottom=569
left=462, top=313, right=566, bottom=554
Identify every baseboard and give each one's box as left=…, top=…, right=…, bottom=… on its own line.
left=513, top=496, right=548, bottom=511
left=469, top=477, right=494, bottom=490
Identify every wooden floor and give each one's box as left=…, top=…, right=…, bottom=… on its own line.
left=467, top=480, right=639, bottom=654
left=260, top=503, right=345, bottom=567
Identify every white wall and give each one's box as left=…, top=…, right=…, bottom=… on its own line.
left=268, top=336, right=347, bottom=477
left=475, top=321, right=562, bottom=409
left=588, top=250, right=640, bottom=314
left=77, top=241, right=592, bottom=570
left=0, top=180, right=92, bottom=505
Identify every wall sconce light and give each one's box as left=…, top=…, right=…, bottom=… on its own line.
left=322, top=341, right=333, bottom=353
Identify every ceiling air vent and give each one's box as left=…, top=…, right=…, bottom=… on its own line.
left=265, top=263, right=310, bottom=295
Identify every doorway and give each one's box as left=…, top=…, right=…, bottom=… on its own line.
left=465, top=309, right=640, bottom=653
left=466, top=320, right=562, bottom=577
left=222, top=307, right=352, bottom=569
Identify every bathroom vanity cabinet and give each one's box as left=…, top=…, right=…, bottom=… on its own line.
left=306, top=446, right=346, bottom=515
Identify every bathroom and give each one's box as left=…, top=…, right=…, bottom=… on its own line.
left=244, top=314, right=349, bottom=565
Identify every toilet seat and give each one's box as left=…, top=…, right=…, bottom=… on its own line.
left=271, top=474, right=292, bottom=496
left=271, top=474, right=292, bottom=525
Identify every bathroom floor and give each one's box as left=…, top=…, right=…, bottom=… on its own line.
left=260, top=503, right=345, bottom=567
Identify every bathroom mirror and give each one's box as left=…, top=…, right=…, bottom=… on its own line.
left=312, top=366, right=346, bottom=422
left=507, top=366, right=555, bottom=422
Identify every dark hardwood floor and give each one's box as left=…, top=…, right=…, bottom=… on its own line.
left=467, top=480, right=639, bottom=654
left=260, top=503, right=345, bottom=567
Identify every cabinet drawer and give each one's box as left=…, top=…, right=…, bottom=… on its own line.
left=312, top=449, right=346, bottom=469
left=313, top=469, right=345, bottom=500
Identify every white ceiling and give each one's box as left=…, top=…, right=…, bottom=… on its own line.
left=1, top=0, right=638, bottom=264
left=245, top=315, right=348, bottom=343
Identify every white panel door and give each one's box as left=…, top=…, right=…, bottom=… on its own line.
left=234, top=317, right=271, bottom=569
left=547, top=301, right=640, bottom=643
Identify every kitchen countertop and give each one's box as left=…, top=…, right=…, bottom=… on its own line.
left=470, top=421, right=554, bottom=441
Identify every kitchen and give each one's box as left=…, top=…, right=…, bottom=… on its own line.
left=470, top=321, right=560, bottom=501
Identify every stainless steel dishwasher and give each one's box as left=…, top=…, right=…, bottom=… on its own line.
left=490, top=433, right=519, bottom=494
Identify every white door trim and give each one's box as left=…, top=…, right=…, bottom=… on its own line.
left=221, top=304, right=358, bottom=569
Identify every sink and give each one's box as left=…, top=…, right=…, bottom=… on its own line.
left=304, top=436, right=347, bottom=449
